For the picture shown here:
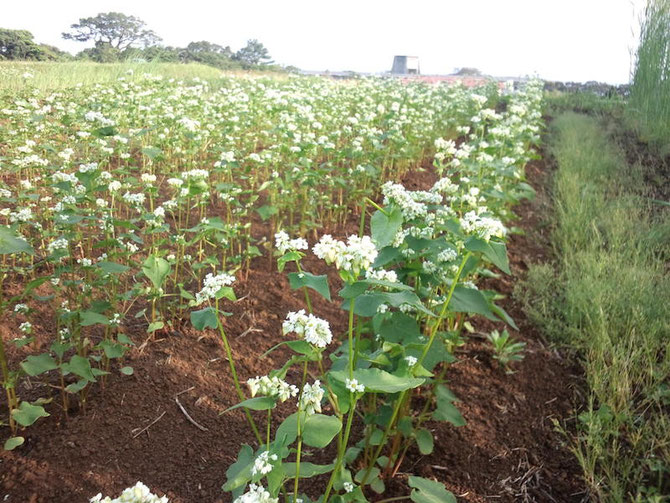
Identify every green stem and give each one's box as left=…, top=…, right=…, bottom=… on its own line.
left=361, top=392, right=405, bottom=487
left=417, top=252, right=471, bottom=368
left=322, top=395, right=358, bottom=503
left=294, top=361, right=309, bottom=500
left=215, top=299, right=262, bottom=444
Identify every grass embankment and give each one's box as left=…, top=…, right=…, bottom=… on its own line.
left=0, top=61, right=284, bottom=92
left=629, top=0, right=670, bottom=152
left=523, top=112, right=670, bottom=501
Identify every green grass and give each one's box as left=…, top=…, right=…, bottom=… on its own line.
left=545, top=91, right=626, bottom=118
left=0, top=61, right=281, bottom=92
left=628, top=0, right=670, bottom=152
left=521, top=112, right=670, bottom=501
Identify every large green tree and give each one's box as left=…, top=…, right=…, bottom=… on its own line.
left=234, top=39, right=273, bottom=66
left=0, top=28, right=68, bottom=61
left=62, top=12, right=161, bottom=50
left=0, top=29, right=46, bottom=60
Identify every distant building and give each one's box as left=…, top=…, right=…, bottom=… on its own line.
left=391, top=56, right=420, bottom=75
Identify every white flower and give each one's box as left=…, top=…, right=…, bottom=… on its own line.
left=108, top=181, right=122, bottom=192
left=405, top=356, right=418, bottom=367
left=365, top=268, right=398, bottom=283
left=14, top=303, right=29, bottom=314
left=274, top=231, right=308, bottom=254
left=282, top=310, right=332, bottom=348
left=141, top=173, right=157, bottom=185
left=251, top=451, right=278, bottom=476
left=299, top=381, right=324, bottom=415
left=247, top=375, right=298, bottom=402
left=195, top=272, right=235, bottom=305
left=345, top=378, right=364, bottom=394
left=344, top=482, right=355, bottom=493
left=47, top=237, right=68, bottom=254
left=233, top=484, right=277, bottom=503
left=460, top=211, right=506, bottom=241
left=90, top=481, right=168, bottom=503
left=122, top=192, right=146, bottom=206
left=19, top=321, right=32, bottom=333
left=313, top=234, right=377, bottom=275
left=437, top=248, right=458, bottom=263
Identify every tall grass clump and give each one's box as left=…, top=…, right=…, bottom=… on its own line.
left=629, top=0, right=670, bottom=150
left=522, top=113, right=670, bottom=501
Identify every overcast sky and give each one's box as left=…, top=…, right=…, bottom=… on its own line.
left=3, top=0, right=644, bottom=83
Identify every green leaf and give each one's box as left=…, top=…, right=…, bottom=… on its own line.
left=65, top=379, right=88, bottom=393
left=276, top=413, right=342, bottom=448
left=0, top=226, right=33, bottom=255
left=464, top=237, right=510, bottom=274
left=288, top=271, right=331, bottom=301
left=11, top=402, right=49, bottom=427
left=351, top=290, right=430, bottom=317
left=277, top=251, right=302, bottom=272
left=409, top=476, right=456, bottom=503
left=141, top=146, right=162, bottom=160
left=304, top=414, right=342, bottom=448
left=97, top=261, right=130, bottom=275
left=214, top=286, right=236, bottom=302
left=66, top=355, right=96, bottom=382
left=142, top=255, right=170, bottom=290
left=80, top=310, right=109, bottom=326
left=225, top=396, right=277, bottom=412
left=98, top=340, right=126, bottom=359
left=21, top=353, right=58, bottom=376
left=4, top=436, right=24, bottom=451
left=416, top=428, right=434, bottom=455
left=332, top=368, right=424, bottom=394
left=371, top=207, right=403, bottom=248
left=223, top=444, right=254, bottom=492
left=191, top=307, right=218, bottom=330
left=378, top=313, right=421, bottom=344
left=371, top=477, right=386, bottom=494
left=147, top=321, right=164, bottom=333
left=120, top=366, right=134, bottom=375
left=256, top=205, right=278, bottom=221
left=282, top=462, right=335, bottom=478
left=448, top=285, right=497, bottom=320
left=434, top=385, right=465, bottom=426
left=93, top=126, right=117, bottom=137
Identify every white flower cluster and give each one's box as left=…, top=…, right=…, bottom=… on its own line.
left=431, top=177, right=458, bottom=194
left=299, top=380, right=324, bottom=415
left=313, top=234, right=377, bottom=274
left=381, top=182, right=442, bottom=220
left=251, top=451, right=278, bottom=476
left=247, top=375, right=298, bottom=402
left=282, top=310, right=332, bottom=348
left=274, top=230, right=308, bottom=254
left=460, top=211, right=507, bottom=241
left=90, top=482, right=168, bottom=503
left=195, top=272, right=235, bottom=305
left=365, top=268, right=398, bottom=283
left=437, top=248, right=458, bottom=263
left=233, top=484, right=277, bottom=503
left=47, top=237, right=68, bottom=254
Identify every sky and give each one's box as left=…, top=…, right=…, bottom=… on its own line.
left=3, top=0, right=645, bottom=84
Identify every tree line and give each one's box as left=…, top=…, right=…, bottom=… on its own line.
left=0, top=12, right=287, bottom=71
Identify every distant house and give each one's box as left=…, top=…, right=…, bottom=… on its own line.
left=391, top=56, right=420, bottom=75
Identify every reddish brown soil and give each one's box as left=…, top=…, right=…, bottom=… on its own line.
left=0, top=153, right=587, bottom=502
